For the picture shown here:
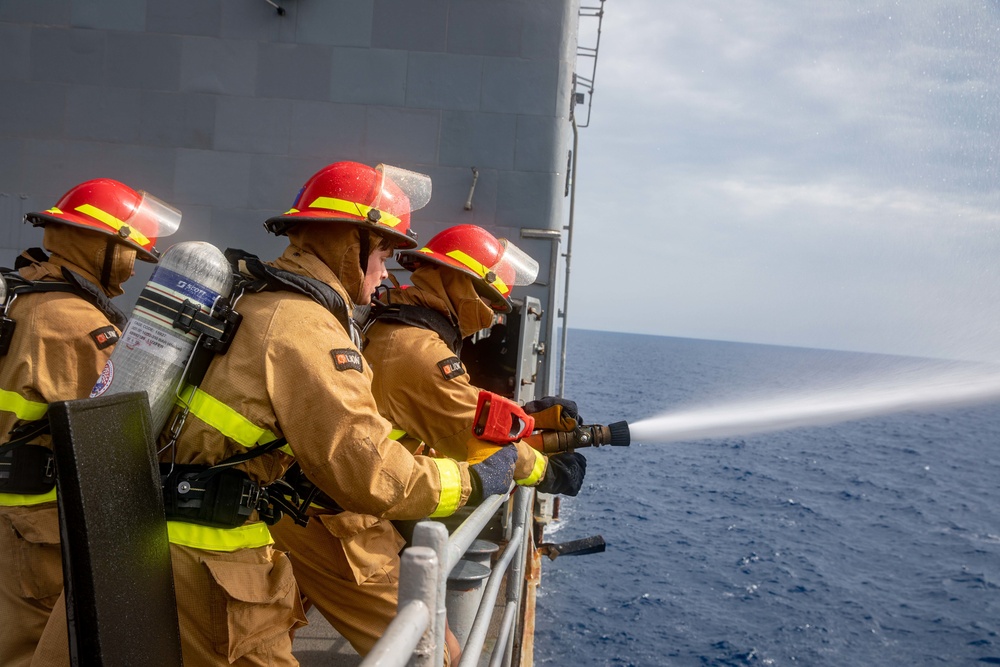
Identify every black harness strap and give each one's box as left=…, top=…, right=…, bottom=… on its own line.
left=0, top=264, right=127, bottom=355
left=2, top=250, right=127, bottom=330
left=136, top=288, right=233, bottom=342
left=225, top=248, right=362, bottom=348
left=369, top=302, right=464, bottom=355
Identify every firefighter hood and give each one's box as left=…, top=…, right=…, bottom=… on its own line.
left=20, top=224, right=137, bottom=297
left=408, top=265, right=494, bottom=338
left=286, top=223, right=372, bottom=306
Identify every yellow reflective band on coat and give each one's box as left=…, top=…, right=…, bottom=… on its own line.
left=443, top=249, right=509, bottom=294
left=178, top=386, right=294, bottom=456
left=388, top=429, right=406, bottom=440
left=302, top=197, right=403, bottom=229
left=166, top=521, right=273, bottom=552
left=429, top=458, right=463, bottom=518
left=0, top=488, right=57, bottom=506
left=516, top=448, right=547, bottom=487
left=70, top=204, right=152, bottom=247
left=0, top=389, right=48, bottom=421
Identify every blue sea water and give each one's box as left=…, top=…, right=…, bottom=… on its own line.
left=533, top=329, right=1000, bottom=666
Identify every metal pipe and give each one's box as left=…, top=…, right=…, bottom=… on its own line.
left=361, top=547, right=437, bottom=667
left=411, top=521, right=450, bottom=667
left=442, top=487, right=511, bottom=572
left=488, top=604, right=519, bottom=667
left=456, top=521, right=524, bottom=666
left=502, top=487, right=533, bottom=665
left=410, top=488, right=508, bottom=666
left=558, top=114, right=579, bottom=397
left=464, top=167, right=479, bottom=210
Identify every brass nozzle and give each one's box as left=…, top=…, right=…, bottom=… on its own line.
left=590, top=421, right=631, bottom=447
left=527, top=421, right=631, bottom=454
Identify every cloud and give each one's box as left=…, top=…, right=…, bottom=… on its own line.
left=567, top=0, right=1000, bottom=360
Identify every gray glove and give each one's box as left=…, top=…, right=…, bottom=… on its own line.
left=468, top=445, right=518, bottom=504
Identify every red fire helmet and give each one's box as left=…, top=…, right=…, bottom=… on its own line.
left=264, top=161, right=430, bottom=249
left=24, top=178, right=181, bottom=262
left=397, top=224, right=539, bottom=312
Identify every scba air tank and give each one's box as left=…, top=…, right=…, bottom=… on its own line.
left=91, top=241, right=233, bottom=435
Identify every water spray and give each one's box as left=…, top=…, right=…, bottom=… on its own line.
left=627, top=366, right=1000, bottom=444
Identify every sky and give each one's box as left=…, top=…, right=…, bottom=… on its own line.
left=567, top=0, right=1000, bottom=362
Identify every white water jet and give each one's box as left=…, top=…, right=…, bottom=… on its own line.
left=629, top=366, right=1000, bottom=444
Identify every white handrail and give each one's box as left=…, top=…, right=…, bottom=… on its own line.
left=362, top=546, right=438, bottom=667
left=459, top=489, right=531, bottom=667
left=361, top=486, right=535, bottom=667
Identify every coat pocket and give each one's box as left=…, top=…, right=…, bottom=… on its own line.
left=6, top=506, right=63, bottom=600
left=202, top=551, right=306, bottom=662
left=319, top=512, right=404, bottom=585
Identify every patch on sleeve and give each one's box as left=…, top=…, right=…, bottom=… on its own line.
left=437, top=356, right=465, bottom=380
left=89, top=326, right=120, bottom=350
left=331, top=348, right=363, bottom=372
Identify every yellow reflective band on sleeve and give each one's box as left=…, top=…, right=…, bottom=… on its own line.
left=516, top=448, right=547, bottom=487
left=0, top=488, right=57, bottom=506
left=429, top=458, right=463, bottom=518
left=388, top=429, right=407, bottom=440
left=0, top=389, right=48, bottom=421
left=305, top=197, right=403, bottom=228
left=179, top=386, right=293, bottom=456
left=444, top=250, right=509, bottom=294
left=166, top=521, right=273, bottom=552
left=71, top=204, right=151, bottom=247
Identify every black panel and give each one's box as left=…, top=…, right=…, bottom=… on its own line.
left=48, top=391, right=182, bottom=667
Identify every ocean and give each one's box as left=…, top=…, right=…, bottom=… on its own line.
left=533, top=329, right=1000, bottom=666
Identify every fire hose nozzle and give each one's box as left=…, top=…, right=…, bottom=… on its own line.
left=591, top=420, right=631, bottom=447
left=527, top=420, right=631, bottom=453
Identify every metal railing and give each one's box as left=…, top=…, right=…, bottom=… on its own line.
left=361, top=485, right=534, bottom=667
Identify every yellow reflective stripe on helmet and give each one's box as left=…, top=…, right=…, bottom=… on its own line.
left=444, top=250, right=509, bottom=293
left=70, top=204, right=152, bottom=247
left=179, top=386, right=294, bottom=456
left=429, top=458, right=463, bottom=518
left=166, top=521, right=273, bottom=551
left=0, top=488, right=57, bottom=506
left=304, top=197, right=403, bottom=229
left=388, top=429, right=407, bottom=440
left=516, top=448, right=547, bottom=487
left=0, top=389, right=48, bottom=421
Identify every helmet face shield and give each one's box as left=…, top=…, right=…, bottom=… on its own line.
left=493, top=239, right=539, bottom=288
left=127, top=192, right=182, bottom=245
left=375, top=165, right=432, bottom=214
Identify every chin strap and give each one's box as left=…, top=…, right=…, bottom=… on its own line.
left=100, top=237, right=116, bottom=289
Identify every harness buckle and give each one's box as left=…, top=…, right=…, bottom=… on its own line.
left=174, top=299, right=199, bottom=333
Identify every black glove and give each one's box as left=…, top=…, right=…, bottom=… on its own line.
left=522, top=396, right=582, bottom=431
left=468, top=445, right=518, bottom=504
left=536, top=451, right=587, bottom=496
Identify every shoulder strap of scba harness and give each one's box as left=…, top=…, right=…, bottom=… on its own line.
left=225, top=248, right=363, bottom=349
left=171, top=247, right=363, bottom=453
left=0, top=255, right=128, bottom=357
left=366, top=301, right=463, bottom=355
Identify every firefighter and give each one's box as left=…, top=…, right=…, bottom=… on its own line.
left=269, top=224, right=585, bottom=663
left=364, top=223, right=588, bottom=499
left=0, top=178, right=180, bottom=667
left=93, top=161, right=515, bottom=666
